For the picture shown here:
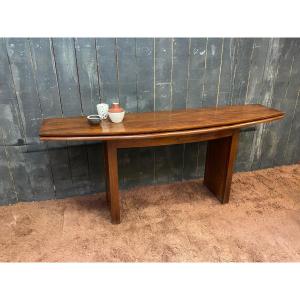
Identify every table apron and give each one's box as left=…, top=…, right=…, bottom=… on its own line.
left=112, top=129, right=238, bottom=149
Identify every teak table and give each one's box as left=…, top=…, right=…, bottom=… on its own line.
left=40, top=104, right=284, bottom=224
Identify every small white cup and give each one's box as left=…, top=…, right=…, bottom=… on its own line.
left=96, top=103, right=109, bottom=120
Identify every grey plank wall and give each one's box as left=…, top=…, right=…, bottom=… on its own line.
left=0, top=38, right=299, bottom=205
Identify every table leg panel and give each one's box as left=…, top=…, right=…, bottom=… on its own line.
left=203, top=129, right=240, bottom=203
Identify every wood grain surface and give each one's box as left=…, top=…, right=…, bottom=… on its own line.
left=40, top=104, right=283, bottom=139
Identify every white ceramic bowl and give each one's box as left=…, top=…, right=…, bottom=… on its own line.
left=108, top=111, right=125, bottom=123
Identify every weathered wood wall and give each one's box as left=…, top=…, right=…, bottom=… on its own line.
left=0, top=38, right=299, bottom=204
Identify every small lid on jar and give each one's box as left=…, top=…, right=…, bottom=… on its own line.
left=109, top=102, right=124, bottom=113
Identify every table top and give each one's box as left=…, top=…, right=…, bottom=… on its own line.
left=40, top=104, right=284, bottom=141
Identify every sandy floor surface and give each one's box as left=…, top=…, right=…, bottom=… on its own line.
left=0, top=164, right=299, bottom=262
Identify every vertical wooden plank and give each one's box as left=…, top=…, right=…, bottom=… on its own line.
left=117, top=38, right=137, bottom=112
left=5, top=145, right=34, bottom=201
left=183, top=141, right=207, bottom=180
left=30, top=38, right=63, bottom=117
left=168, top=38, right=190, bottom=181
left=202, top=38, right=223, bottom=107
left=186, top=38, right=207, bottom=109
left=74, top=38, right=100, bottom=115
left=74, top=38, right=106, bottom=193
left=184, top=38, right=207, bottom=180
left=272, top=39, right=300, bottom=166
left=155, top=38, right=172, bottom=111
left=169, top=38, right=190, bottom=184
left=0, top=38, right=24, bottom=146
left=250, top=38, right=282, bottom=170
left=172, top=38, right=189, bottom=110
left=46, top=145, right=74, bottom=198
left=95, top=38, right=119, bottom=105
left=234, top=39, right=269, bottom=171
left=217, top=38, right=237, bottom=106
left=52, top=38, right=90, bottom=186
left=24, top=144, right=55, bottom=200
left=231, top=38, right=255, bottom=105
left=182, top=142, right=199, bottom=180
left=120, top=147, right=155, bottom=188
left=0, top=38, right=31, bottom=202
left=51, top=38, right=82, bottom=116
left=257, top=39, right=296, bottom=169
left=6, top=145, right=54, bottom=202
left=0, top=151, right=16, bottom=204
left=285, top=91, right=300, bottom=164
left=118, top=39, right=155, bottom=188
left=170, top=38, right=189, bottom=182
left=245, top=38, right=270, bottom=105
left=154, top=38, right=171, bottom=183
left=234, top=128, right=254, bottom=172
left=0, top=103, right=22, bottom=148
left=116, top=38, right=137, bottom=188
left=0, top=142, right=17, bottom=205
left=123, top=38, right=156, bottom=188
left=86, top=142, right=106, bottom=193
left=197, top=142, right=208, bottom=178
left=94, top=38, right=122, bottom=188
left=6, top=38, right=55, bottom=200
left=193, top=38, right=221, bottom=176
left=154, top=144, right=184, bottom=184
left=66, top=142, right=90, bottom=184
left=0, top=104, right=21, bottom=204
left=29, top=38, right=73, bottom=198
left=136, top=38, right=154, bottom=112
left=232, top=38, right=257, bottom=171
left=6, top=38, right=42, bottom=144
left=154, top=38, right=184, bottom=184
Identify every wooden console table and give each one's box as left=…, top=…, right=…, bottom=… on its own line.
left=40, top=104, right=284, bottom=224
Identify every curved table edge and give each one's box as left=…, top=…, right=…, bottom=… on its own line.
left=40, top=114, right=284, bottom=142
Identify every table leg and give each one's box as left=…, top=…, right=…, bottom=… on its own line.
left=104, top=141, right=120, bottom=224
left=103, top=142, right=111, bottom=207
left=203, top=129, right=240, bottom=204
